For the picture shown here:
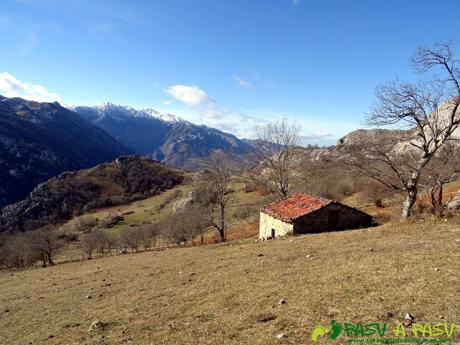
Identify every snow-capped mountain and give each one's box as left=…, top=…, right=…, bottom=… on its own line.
left=141, top=108, right=186, bottom=124
left=72, top=103, right=258, bottom=170
left=76, top=103, right=187, bottom=124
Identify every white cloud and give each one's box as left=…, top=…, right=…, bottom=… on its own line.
left=199, top=105, right=270, bottom=138
left=162, top=100, right=172, bottom=106
left=165, top=84, right=212, bottom=107
left=233, top=75, right=253, bottom=91
left=0, top=72, right=63, bottom=103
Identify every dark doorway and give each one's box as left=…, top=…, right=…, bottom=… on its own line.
left=327, top=210, right=340, bottom=229
left=271, top=228, right=276, bottom=239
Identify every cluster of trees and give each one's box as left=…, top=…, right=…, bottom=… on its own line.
left=0, top=226, right=63, bottom=268
left=159, top=206, right=209, bottom=245
left=79, top=210, right=209, bottom=259
left=80, top=223, right=162, bottom=258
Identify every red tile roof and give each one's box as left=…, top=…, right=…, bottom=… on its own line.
left=261, top=193, right=332, bottom=223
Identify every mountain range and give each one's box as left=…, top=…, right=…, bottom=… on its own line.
left=0, top=96, right=263, bottom=209
left=72, top=103, right=258, bottom=170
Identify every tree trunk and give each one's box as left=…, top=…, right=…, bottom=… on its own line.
left=219, top=203, right=226, bottom=242
left=437, top=183, right=443, bottom=213
left=41, top=253, right=47, bottom=267
left=431, top=182, right=444, bottom=217
left=401, top=155, right=431, bottom=220
left=401, top=185, right=417, bottom=219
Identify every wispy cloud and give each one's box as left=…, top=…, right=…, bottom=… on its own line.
left=233, top=75, right=253, bottom=91
left=165, top=84, right=213, bottom=107
left=200, top=105, right=270, bottom=138
left=0, top=72, right=63, bottom=103
left=164, top=82, right=272, bottom=137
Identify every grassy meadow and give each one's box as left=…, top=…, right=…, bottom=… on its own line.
left=1, top=220, right=459, bottom=345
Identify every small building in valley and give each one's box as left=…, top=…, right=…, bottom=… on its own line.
left=259, top=193, right=372, bottom=240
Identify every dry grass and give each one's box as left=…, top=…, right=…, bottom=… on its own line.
left=62, top=184, right=192, bottom=235
left=60, top=178, right=271, bottom=253
left=1, top=221, right=459, bottom=345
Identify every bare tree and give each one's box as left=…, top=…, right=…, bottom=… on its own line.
left=256, top=117, right=301, bottom=198
left=80, top=232, right=97, bottom=259
left=361, top=42, right=460, bottom=219
left=138, top=224, right=160, bottom=250
left=159, top=217, right=182, bottom=246
left=157, top=202, right=208, bottom=247
left=29, top=225, right=63, bottom=267
left=177, top=205, right=208, bottom=245
left=120, top=227, right=141, bottom=253
left=194, top=151, right=234, bottom=242
left=81, top=229, right=117, bottom=258
left=0, top=232, right=40, bottom=268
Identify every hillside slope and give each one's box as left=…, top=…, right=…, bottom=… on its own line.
left=0, top=96, right=131, bottom=208
left=73, top=103, right=258, bottom=170
left=0, top=156, right=184, bottom=232
left=0, top=221, right=458, bottom=344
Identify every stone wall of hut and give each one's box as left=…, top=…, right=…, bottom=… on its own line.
left=292, top=203, right=372, bottom=234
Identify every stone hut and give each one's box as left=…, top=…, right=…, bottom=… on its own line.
left=259, top=193, right=372, bottom=240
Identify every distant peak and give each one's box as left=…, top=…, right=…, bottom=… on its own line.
left=141, top=108, right=186, bottom=123
left=87, top=103, right=187, bottom=124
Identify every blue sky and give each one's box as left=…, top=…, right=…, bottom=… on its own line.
left=1, top=0, right=460, bottom=145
